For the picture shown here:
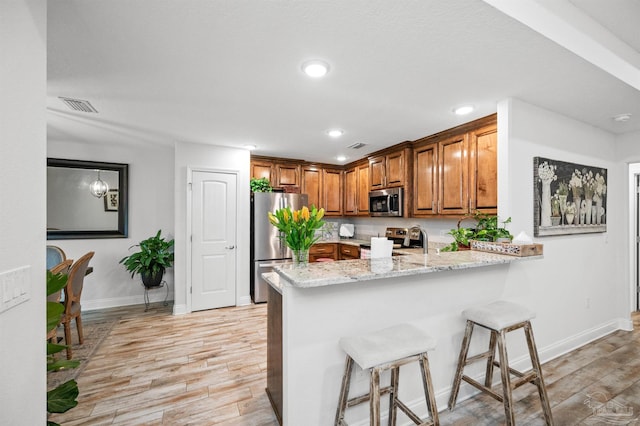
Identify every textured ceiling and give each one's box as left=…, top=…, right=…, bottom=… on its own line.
left=47, top=0, right=640, bottom=164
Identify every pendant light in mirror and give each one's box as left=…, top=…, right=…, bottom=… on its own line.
left=89, top=170, right=109, bottom=198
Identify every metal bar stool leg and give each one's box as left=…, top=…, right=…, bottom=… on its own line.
left=448, top=320, right=474, bottom=410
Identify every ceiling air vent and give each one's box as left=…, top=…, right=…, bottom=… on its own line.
left=59, top=97, right=98, bottom=113
left=347, top=142, right=366, bottom=150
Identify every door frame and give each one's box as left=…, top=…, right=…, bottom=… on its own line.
left=628, top=163, right=640, bottom=313
left=186, top=166, right=240, bottom=313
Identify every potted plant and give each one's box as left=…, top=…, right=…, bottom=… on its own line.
left=250, top=177, right=273, bottom=192
left=120, top=230, right=174, bottom=287
left=442, top=212, right=512, bottom=251
left=268, top=205, right=325, bottom=265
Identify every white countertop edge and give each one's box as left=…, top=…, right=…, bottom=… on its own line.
left=261, top=271, right=283, bottom=294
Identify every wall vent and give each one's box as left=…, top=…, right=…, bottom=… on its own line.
left=59, top=97, right=98, bottom=113
left=347, top=142, right=366, bottom=149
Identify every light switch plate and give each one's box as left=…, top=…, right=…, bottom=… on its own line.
left=0, top=265, right=31, bottom=313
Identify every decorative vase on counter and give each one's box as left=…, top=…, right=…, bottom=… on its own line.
left=292, top=249, right=309, bottom=266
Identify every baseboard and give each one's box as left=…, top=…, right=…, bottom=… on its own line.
left=237, top=295, right=252, bottom=306
left=173, top=304, right=188, bottom=315
left=82, top=294, right=174, bottom=311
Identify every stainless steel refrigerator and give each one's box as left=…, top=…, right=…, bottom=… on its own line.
left=251, top=192, right=308, bottom=303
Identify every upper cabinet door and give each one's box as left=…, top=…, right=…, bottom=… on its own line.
left=250, top=159, right=274, bottom=184
left=469, top=124, right=498, bottom=214
left=275, top=163, right=300, bottom=187
left=356, top=163, right=370, bottom=215
left=343, top=167, right=357, bottom=216
left=369, top=156, right=386, bottom=190
left=322, top=169, right=343, bottom=216
left=301, top=166, right=322, bottom=209
left=385, top=150, right=405, bottom=187
left=439, top=134, right=468, bottom=215
left=412, top=143, right=438, bottom=216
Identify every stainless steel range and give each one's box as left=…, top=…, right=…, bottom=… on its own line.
left=384, top=226, right=427, bottom=249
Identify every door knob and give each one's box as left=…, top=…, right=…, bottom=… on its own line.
left=225, top=245, right=235, bottom=250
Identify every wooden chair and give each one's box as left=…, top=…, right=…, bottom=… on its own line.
left=47, top=259, right=73, bottom=342
left=61, top=251, right=94, bottom=359
left=47, top=245, right=67, bottom=270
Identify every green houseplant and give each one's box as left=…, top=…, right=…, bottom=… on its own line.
left=442, top=212, right=512, bottom=251
left=250, top=177, right=273, bottom=192
left=47, top=270, right=80, bottom=425
left=120, top=230, right=174, bottom=287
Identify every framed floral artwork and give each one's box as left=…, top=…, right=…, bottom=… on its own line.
left=104, top=189, right=119, bottom=212
left=533, top=157, right=606, bottom=236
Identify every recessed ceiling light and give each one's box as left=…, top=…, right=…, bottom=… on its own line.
left=453, top=105, right=475, bottom=115
left=302, top=60, right=330, bottom=78
left=327, top=129, right=344, bottom=138
left=243, top=144, right=257, bottom=150
left=336, top=155, right=347, bottom=162
left=612, top=113, right=632, bottom=122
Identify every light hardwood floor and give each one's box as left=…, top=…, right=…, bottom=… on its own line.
left=49, top=304, right=640, bottom=425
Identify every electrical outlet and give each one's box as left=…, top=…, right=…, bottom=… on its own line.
left=0, top=266, right=31, bottom=313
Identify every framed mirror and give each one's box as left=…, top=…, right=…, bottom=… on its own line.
left=47, top=158, right=129, bottom=239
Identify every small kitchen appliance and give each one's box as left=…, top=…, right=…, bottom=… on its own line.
left=369, top=187, right=404, bottom=217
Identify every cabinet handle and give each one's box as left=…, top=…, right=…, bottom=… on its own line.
left=225, top=245, right=235, bottom=250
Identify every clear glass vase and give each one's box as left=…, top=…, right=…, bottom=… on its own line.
left=292, top=249, right=309, bottom=266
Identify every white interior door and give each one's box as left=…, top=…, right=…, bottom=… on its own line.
left=191, top=170, right=237, bottom=311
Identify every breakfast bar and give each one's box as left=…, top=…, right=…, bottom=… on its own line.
left=263, top=250, right=542, bottom=425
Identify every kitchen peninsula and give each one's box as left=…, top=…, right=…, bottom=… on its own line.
left=263, top=250, right=542, bottom=425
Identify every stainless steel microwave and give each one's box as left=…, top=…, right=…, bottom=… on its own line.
left=369, top=187, right=404, bottom=217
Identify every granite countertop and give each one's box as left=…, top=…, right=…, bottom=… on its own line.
left=271, top=250, right=541, bottom=289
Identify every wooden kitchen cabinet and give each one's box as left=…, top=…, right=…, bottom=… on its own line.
left=469, top=123, right=498, bottom=214
left=356, top=163, right=370, bottom=215
left=301, top=166, right=322, bottom=209
left=344, top=167, right=357, bottom=215
left=322, top=168, right=343, bottom=216
left=250, top=158, right=275, bottom=184
left=412, top=142, right=438, bottom=216
left=412, top=114, right=496, bottom=217
left=412, top=133, right=470, bottom=216
left=339, top=244, right=360, bottom=260
left=439, top=133, right=469, bottom=215
left=343, top=161, right=370, bottom=216
left=275, top=163, right=300, bottom=188
left=309, top=243, right=338, bottom=262
left=369, top=147, right=409, bottom=190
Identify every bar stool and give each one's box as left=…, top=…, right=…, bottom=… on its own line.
left=448, top=301, right=553, bottom=425
left=335, top=323, right=439, bottom=426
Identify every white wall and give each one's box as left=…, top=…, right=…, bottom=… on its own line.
left=173, top=142, right=251, bottom=314
left=497, top=98, right=630, bottom=356
left=47, top=140, right=175, bottom=309
left=0, top=0, right=46, bottom=424
left=616, top=130, right=640, bottom=163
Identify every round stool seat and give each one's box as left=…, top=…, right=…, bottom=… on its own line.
left=339, top=323, right=436, bottom=370
left=315, top=258, right=334, bottom=262
left=463, top=300, right=536, bottom=330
